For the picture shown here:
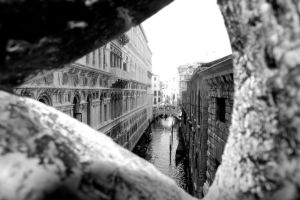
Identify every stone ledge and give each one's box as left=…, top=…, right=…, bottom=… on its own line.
left=0, top=91, right=196, bottom=200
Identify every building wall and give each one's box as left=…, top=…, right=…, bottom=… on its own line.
left=180, top=55, right=233, bottom=198
left=15, top=25, right=153, bottom=151
left=177, top=64, right=197, bottom=105
left=152, top=74, right=162, bottom=106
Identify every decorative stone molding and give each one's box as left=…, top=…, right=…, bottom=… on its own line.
left=68, top=67, right=80, bottom=75
left=79, top=70, right=87, bottom=76
left=118, top=34, right=130, bottom=46
left=19, top=88, right=35, bottom=98
left=92, top=102, right=98, bottom=107
left=73, top=75, right=79, bottom=86
left=44, top=73, right=54, bottom=85
left=62, top=73, right=69, bottom=85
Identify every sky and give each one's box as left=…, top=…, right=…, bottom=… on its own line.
left=142, top=0, right=232, bottom=82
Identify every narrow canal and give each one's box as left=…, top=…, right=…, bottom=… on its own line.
left=133, top=116, right=188, bottom=191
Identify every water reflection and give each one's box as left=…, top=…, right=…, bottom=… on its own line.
left=134, top=116, right=187, bottom=190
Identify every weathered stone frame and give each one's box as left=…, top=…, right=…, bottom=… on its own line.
left=1, top=0, right=300, bottom=199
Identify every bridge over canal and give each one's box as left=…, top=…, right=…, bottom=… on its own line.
left=153, top=105, right=181, bottom=119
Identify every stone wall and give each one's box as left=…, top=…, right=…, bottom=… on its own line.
left=205, top=73, right=234, bottom=191
left=180, top=55, right=233, bottom=198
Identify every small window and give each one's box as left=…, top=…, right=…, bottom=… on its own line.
left=86, top=54, right=90, bottom=65
left=104, top=104, right=107, bottom=121
left=123, top=63, right=127, bottom=71
left=103, top=48, right=106, bottom=69
left=98, top=48, right=101, bottom=69
left=198, top=95, right=201, bottom=123
left=216, top=98, right=226, bottom=123
left=110, top=52, right=114, bottom=67
left=92, top=51, right=96, bottom=66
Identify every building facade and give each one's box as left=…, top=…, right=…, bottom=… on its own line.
left=162, top=76, right=179, bottom=106
left=15, top=25, right=153, bottom=151
left=152, top=74, right=163, bottom=106
left=180, top=55, right=233, bottom=198
left=178, top=64, right=198, bottom=104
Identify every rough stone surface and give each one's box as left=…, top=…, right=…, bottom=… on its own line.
left=205, top=0, right=300, bottom=199
left=0, top=0, right=172, bottom=90
left=1, top=0, right=300, bottom=199
left=0, top=91, right=196, bottom=200
left=180, top=56, right=233, bottom=198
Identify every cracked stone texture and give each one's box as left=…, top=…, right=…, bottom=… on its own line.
left=1, top=0, right=300, bottom=199
left=0, top=0, right=172, bottom=90
left=204, top=0, right=300, bottom=199
left=0, top=91, right=196, bottom=200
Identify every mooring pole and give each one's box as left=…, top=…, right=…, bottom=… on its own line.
left=169, top=140, right=172, bottom=164
left=171, top=121, right=174, bottom=143
left=170, top=120, right=174, bottom=164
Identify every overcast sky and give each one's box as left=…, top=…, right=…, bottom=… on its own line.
left=142, top=0, right=232, bottom=81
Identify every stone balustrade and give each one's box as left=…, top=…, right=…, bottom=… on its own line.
left=0, top=90, right=196, bottom=200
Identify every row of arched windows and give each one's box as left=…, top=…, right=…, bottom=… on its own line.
left=37, top=91, right=146, bottom=128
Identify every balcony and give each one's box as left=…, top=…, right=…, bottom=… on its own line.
left=110, top=67, right=132, bottom=80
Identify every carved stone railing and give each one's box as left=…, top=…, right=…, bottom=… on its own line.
left=0, top=91, right=196, bottom=200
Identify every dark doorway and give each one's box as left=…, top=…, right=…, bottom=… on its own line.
left=73, top=95, right=81, bottom=121
left=87, top=95, right=92, bottom=125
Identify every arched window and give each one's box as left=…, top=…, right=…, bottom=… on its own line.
left=73, top=95, right=81, bottom=121
left=86, top=53, right=90, bottom=65
left=100, top=95, right=103, bottom=123
left=92, top=51, right=96, bottom=66
left=194, top=91, right=197, bottom=118
left=103, top=47, right=106, bottom=69
left=104, top=104, right=107, bottom=121
left=98, top=48, right=101, bottom=69
left=111, top=95, right=115, bottom=119
left=198, top=91, right=201, bottom=123
left=38, top=93, right=52, bottom=106
left=87, top=95, right=92, bottom=126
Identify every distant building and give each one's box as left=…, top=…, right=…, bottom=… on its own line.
left=15, top=25, right=153, bottom=151
left=151, top=74, right=163, bottom=106
left=161, top=76, right=179, bottom=106
left=177, top=64, right=198, bottom=104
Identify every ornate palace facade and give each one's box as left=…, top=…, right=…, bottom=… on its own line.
left=15, top=25, right=153, bottom=151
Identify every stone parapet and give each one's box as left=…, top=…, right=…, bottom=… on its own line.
left=0, top=91, right=195, bottom=200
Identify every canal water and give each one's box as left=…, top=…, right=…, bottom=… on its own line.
left=133, top=116, right=188, bottom=191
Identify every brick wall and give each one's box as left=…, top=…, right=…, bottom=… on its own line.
left=180, top=55, right=233, bottom=198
